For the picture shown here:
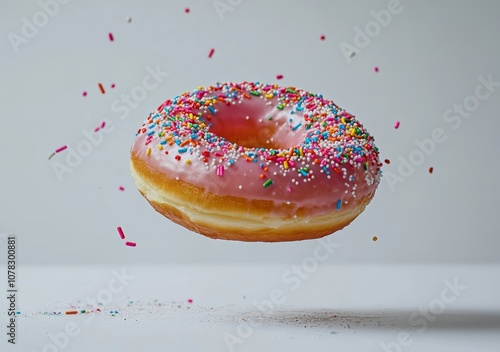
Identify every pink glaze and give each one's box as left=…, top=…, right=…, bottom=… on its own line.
left=131, top=82, right=381, bottom=218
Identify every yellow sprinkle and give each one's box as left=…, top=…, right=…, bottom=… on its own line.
left=283, top=160, right=289, bottom=170
left=299, top=147, right=304, bottom=157
left=157, top=145, right=163, bottom=150
left=197, top=86, right=203, bottom=90
left=341, top=117, right=346, bottom=124
left=265, top=93, right=274, bottom=99
left=146, top=148, right=151, bottom=156
left=185, top=159, right=191, bottom=164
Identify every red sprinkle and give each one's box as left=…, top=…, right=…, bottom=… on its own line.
left=429, top=167, right=434, bottom=174
left=82, top=91, right=87, bottom=97
left=119, top=186, right=125, bottom=191
left=374, top=66, right=379, bottom=72
left=98, top=83, right=105, bottom=94
left=111, top=83, right=115, bottom=89
left=320, top=35, right=326, bottom=40
left=125, top=241, right=136, bottom=247
left=276, top=74, right=283, bottom=80
left=100, top=121, right=106, bottom=128
left=185, top=7, right=190, bottom=13
left=108, top=32, right=114, bottom=41
left=394, top=121, right=400, bottom=129
left=384, top=159, right=391, bottom=164
left=117, top=227, right=125, bottom=239
left=208, top=48, right=215, bottom=58
left=187, top=299, right=193, bottom=303
left=94, top=127, right=100, bottom=132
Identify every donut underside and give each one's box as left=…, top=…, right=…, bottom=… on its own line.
left=131, top=152, right=373, bottom=242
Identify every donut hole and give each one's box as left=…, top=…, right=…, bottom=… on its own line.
left=208, top=101, right=305, bottom=150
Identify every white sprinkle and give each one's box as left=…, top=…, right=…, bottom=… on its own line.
left=238, top=185, right=243, bottom=189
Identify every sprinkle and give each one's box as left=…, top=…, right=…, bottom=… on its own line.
left=126, top=16, right=132, bottom=23
left=292, top=123, right=302, bottom=131
left=208, top=106, right=216, bottom=114
left=276, top=74, right=283, bottom=80
left=263, top=179, right=273, bottom=188
left=372, top=236, right=378, bottom=241
left=65, top=310, right=78, bottom=315
left=178, top=147, right=188, bottom=153
left=336, top=199, right=342, bottom=210
left=119, top=186, right=125, bottom=191
left=82, top=91, right=87, bottom=97
left=48, top=152, right=56, bottom=160
left=216, top=165, right=224, bottom=176
left=384, top=159, right=391, bottom=164
left=428, top=167, right=434, bottom=174
left=146, top=147, right=151, bottom=156
left=108, top=32, right=114, bottom=41
left=208, top=48, right=215, bottom=58
left=94, top=127, right=100, bottom=132
left=117, top=227, right=125, bottom=239
left=394, top=121, right=400, bottom=129
left=98, top=83, right=105, bottom=94
left=110, top=84, right=115, bottom=89
left=125, top=241, right=136, bottom=247
left=320, top=35, right=326, bottom=40
left=187, top=299, right=193, bottom=303
left=185, top=7, right=190, bottom=13
left=374, top=66, right=379, bottom=72
left=185, top=159, right=191, bottom=164
left=349, top=52, right=356, bottom=58
left=55, top=145, right=67, bottom=153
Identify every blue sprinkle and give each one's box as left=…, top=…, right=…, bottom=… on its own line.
left=178, top=147, right=188, bottom=153
left=175, top=139, right=181, bottom=146
left=147, top=130, right=155, bottom=136
left=292, top=123, right=302, bottom=131
left=336, top=199, right=342, bottom=210
left=208, top=106, right=216, bottom=114
left=160, top=140, right=167, bottom=145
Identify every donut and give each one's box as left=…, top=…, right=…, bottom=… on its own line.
left=130, top=81, right=381, bottom=242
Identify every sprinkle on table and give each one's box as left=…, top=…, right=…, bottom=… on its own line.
left=185, top=7, right=190, bottom=13
left=208, top=48, right=215, bottom=58
left=372, top=236, right=378, bottom=242
left=384, top=159, right=390, bottom=164
left=374, top=66, right=379, bottom=72
left=428, top=167, right=434, bottom=174
left=125, top=241, right=136, bottom=247
left=111, top=83, right=115, bottom=89
left=119, top=186, right=125, bottom=191
left=108, top=32, right=114, bottom=42
left=48, top=145, right=68, bottom=160
left=394, top=121, right=400, bottom=129
left=117, top=227, right=125, bottom=240
left=187, top=299, right=193, bottom=303
left=82, top=91, right=87, bottom=97
left=320, top=35, right=326, bottom=40
left=98, top=83, right=105, bottom=94
left=276, top=74, right=283, bottom=80
left=65, top=310, right=78, bottom=315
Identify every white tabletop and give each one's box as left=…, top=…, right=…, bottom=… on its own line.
left=1, top=264, right=499, bottom=351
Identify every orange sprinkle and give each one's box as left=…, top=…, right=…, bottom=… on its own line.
left=372, top=236, right=378, bottom=242
left=98, top=83, right=105, bottom=94
left=65, top=310, right=78, bottom=315
left=180, top=139, right=191, bottom=147
left=428, top=167, right=434, bottom=174
left=259, top=174, right=265, bottom=179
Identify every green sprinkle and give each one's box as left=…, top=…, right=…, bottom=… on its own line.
left=263, top=179, right=273, bottom=188
left=277, top=104, right=284, bottom=110
left=250, top=91, right=260, bottom=96
left=268, top=116, right=273, bottom=120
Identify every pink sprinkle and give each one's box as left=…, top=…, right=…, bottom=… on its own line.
left=187, top=299, right=193, bottom=303
left=55, top=145, right=68, bottom=153
left=110, top=84, right=115, bottom=89
left=94, top=127, right=100, bottom=132
left=82, top=91, right=87, bottom=97
left=374, top=66, right=379, bottom=72
left=394, top=121, right=400, bottom=129
left=125, top=241, right=136, bottom=247
left=276, top=74, right=283, bottom=80
left=208, top=48, right=215, bottom=58
left=216, top=165, right=224, bottom=176
left=287, top=187, right=292, bottom=192
left=119, top=186, right=125, bottom=191
left=100, top=121, right=106, bottom=128
left=109, top=32, right=114, bottom=41
left=320, top=35, right=326, bottom=41
left=185, top=7, right=190, bottom=13
left=117, top=227, right=125, bottom=239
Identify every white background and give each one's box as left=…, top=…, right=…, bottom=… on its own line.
left=1, top=0, right=500, bottom=265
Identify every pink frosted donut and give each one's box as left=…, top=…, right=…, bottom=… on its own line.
left=130, top=82, right=381, bottom=242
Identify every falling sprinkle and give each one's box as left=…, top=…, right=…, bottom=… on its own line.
left=187, top=299, right=193, bottom=303
left=108, top=32, right=114, bottom=42
left=111, top=84, right=115, bottom=89
left=185, top=7, right=190, bottom=13
left=394, top=121, right=400, bottom=129
left=276, top=74, right=284, bottom=80
left=320, top=35, right=326, bottom=40
left=208, top=48, right=215, bottom=58
left=117, top=227, right=125, bottom=240
left=48, top=145, right=68, bottom=160
left=82, top=91, right=87, bottom=97
left=100, top=121, right=106, bottom=128
left=374, top=66, right=379, bottom=72
left=119, top=186, right=125, bottom=191
left=428, top=167, right=434, bottom=174
left=98, top=83, right=105, bottom=94
left=349, top=52, right=356, bottom=58
left=94, top=126, right=100, bottom=132
left=65, top=311, right=78, bottom=315
left=384, top=159, right=391, bottom=164
left=125, top=241, right=136, bottom=247
left=372, top=236, right=378, bottom=242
